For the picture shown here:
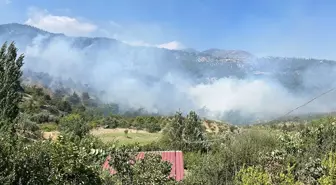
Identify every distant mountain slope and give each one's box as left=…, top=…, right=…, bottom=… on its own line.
left=1, top=23, right=336, bottom=121
left=1, top=23, right=335, bottom=91
left=202, top=48, right=254, bottom=61
left=0, top=23, right=253, bottom=65
left=0, top=23, right=252, bottom=81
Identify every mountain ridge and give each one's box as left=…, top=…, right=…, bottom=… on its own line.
left=1, top=22, right=335, bottom=91
left=0, top=23, right=254, bottom=62
left=1, top=22, right=336, bottom=123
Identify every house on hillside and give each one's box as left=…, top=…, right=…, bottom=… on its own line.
left=102, top=151, right=184, bottom=181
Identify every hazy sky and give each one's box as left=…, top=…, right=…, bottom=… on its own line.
left=1, top=0, right=336, bottom=59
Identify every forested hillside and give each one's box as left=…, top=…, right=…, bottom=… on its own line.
left=1, top=41, right=336, bottom=184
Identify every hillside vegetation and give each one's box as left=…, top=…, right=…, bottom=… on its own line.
left=1, top=41, right=336, bottom=184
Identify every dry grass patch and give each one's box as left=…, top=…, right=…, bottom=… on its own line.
left=90, top=128, right=161, bottom=145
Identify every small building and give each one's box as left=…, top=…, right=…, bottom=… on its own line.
left=102, top=150, right=184, bottom=181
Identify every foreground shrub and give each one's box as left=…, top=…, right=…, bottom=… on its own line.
left=30, top=112, right=59, bottom=124
left=59, top=114, right=90, bottom=139
left=0, top=134, right=105, bottom=185
left=234, top=165, right=271, bottom=185
left=39, top=123, right=58, bottom=132
left=319, top=151, right=336, bottom=184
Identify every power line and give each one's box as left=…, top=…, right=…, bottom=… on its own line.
left=169, top=87, right=336, bottom=144
left=276, top=87, right=335, bottom=120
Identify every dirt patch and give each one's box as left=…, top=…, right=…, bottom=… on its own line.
left=203, top=120, right=220, bottom=133
left=203, top=121, right=211, bottom=131
left=212, top=123, right=219, bottom=133
left=42, top=131, right=59, bottom=140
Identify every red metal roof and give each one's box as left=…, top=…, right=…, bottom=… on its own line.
left=102, top=151, right=184, bottom=181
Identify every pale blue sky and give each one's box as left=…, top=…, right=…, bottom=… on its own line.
left=1, top=0, right=336, bottom=59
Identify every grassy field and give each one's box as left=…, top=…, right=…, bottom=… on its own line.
left=43, top=128, right=161, bottom=145
left=41, top=120, right=225, bottom=145
left=90, top=128, right=161, bottom=145
left=91, top=120, right=226, bottom=145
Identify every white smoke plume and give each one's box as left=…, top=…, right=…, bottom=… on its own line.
left=2, top=5, right=336, bottom=124
left=16, top=33, right=336, bottom=124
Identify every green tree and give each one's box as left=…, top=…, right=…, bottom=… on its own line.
left=161, top=111, right=207, bottom=152
left=161, top=111, right=185, bottom=150
left=59, top=114, right=90, bottom=139
left=183, top=111, right=207, bottom=151
left=106, top=146, right=175, bottom=184
left=73, top=104, right=86, bottom=113
left=81, top=92, right=90, bottom=101
left=53, top=88, right=66, bottom=101
left=124, top=129, right=129, bottom=137
left=67, top=92, right=81, bottom=105
left=81, top=92, right=90, bottom=106
left=20, top=98, right=39, bottom=114
left=0, top=42, right=24, bottom=134
left=132, top=153, right=175, bottom=184
left=57, top=100, right=72, bottom=113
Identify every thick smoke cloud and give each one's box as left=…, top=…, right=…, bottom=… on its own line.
left=17, top=33, right=336, bottom=124
left=22, top=35, right=197, bottom=113
left=1, top=2, right=336, bottom=124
